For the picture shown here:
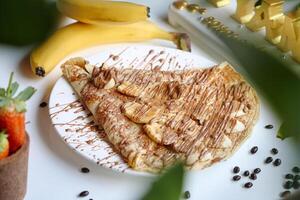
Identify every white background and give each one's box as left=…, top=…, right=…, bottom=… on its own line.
left=0, top=0, right=299, bottom=200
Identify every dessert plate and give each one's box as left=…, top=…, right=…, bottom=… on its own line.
left=49, top=44, right=216, bottom=176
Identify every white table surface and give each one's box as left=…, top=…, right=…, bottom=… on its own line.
left=1, top=1, right=299, bottom=200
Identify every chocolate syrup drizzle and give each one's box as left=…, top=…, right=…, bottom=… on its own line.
left=50, top=47, right=201, bottom=173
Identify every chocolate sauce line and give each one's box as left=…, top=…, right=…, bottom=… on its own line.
left=143, top=51, right=164, bottom=70
left=159, top=53, right=170, bottom=70
left=66, top=49, right=256, bottom=170
left=102, top=47, right=129, bottom=67
left=128, top=57, right=138, bottom=69
left=138, top=49, right=154, bottom=68
left=50, top=100, right=83, bottom=119
left=49, top=100, right=81, bottom=110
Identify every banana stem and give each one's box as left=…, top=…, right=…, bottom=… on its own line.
left=171, top=33, right=191, bottom=52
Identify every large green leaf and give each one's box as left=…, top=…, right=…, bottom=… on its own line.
left=277, top=123, right=294, bottom=140
left=0, top=97, right=10, bottom=108
left=142, top=163, right=184, bottom=200
left=0, top=0, right=59, bottom=46
left=216, top=34, right=300, bottom=141
left=15, top=87, right=37, bottom=101
left=0, top=88, right=5, bottom=97
left=10, top=82, right=19, bottom=97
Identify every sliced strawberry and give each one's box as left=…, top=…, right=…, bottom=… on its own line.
left=0, top=72, right=36, bottom=153
left=0, top=131, right=9, bottom=160
left=0, top=111, right=25, bottom=153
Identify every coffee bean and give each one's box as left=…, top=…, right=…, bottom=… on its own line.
left=284, top=181, right=293, bottom=190
left=254, top=168, right=261, bottom=174
left=79, top=191, right=89, bottom=197
left=39, top=102, right=48, bottom=108
left=271, top=148, right=278, bottom=155
left=81, top=167, right=90, bottom=173
left=285, top=174, right=294, bottom=179
left=293, top=181, right=300, bottom=189
left=265, top=157, right=273, bottom=164
left=250, top=173, right=257, bottom=180
left=244, top=171, right=250, bottom=177
left=273, top=159, right=281, bottom=166
left=183, top=191, right=191, bottom=199
left=244, top=182, right=253, bottom=188
left=293, top=166, right=300, bottom=173
left=233, top=166, right=240, bottom=174
left=250, top=146, right=258, bottom=154
left=233, top=175, right=241, bottom=181
left=280, top=191, right=291, bottom=198
left=265, top=124, right=274, bottom=129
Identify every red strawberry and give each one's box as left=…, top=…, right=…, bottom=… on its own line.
left=0, top=72, right=36, bottom=153
left=0, top=111, right=25, bottom=153
left=0, top=131, right=9, bottom=160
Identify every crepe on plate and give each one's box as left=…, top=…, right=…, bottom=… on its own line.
left=61, top=57, right=259, bottom=173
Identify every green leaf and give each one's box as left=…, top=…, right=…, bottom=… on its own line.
left=10, top=82, right=19, bottom=97
left=0, top=88, right=5, bottom=96
left=0, top=0, right=60, bottom=46
left=277, top=122, right=293, bottom=140
left=142, top=163, right=184, bottom=200
left=6, top=72, right=13, bottom=97
left=15, top=87, right=36, bottom=102
left=216, top=34, right=300, bottom=141
left=14, top=100, right=27, bottom=113
left=0, top=97, right=10, bottom=108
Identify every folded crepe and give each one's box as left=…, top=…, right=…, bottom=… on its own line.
left=62, top=57, right=259, bottom=173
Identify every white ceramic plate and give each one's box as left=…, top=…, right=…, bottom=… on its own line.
left=49, top=45, right=216, bottom=176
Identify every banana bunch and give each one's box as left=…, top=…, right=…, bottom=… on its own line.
left=30, top=0, right=191, bottom=77
left=57, top=0, right=150, bottom=24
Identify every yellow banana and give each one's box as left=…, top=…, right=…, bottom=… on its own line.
left=56, top=0, right=150, bottom=24
left=30, top=21, right=191, bottom=77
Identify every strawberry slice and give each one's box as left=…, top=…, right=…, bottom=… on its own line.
left=0, top=73, right=36, bottom=153
left=0, top=131, right=9, bottom=160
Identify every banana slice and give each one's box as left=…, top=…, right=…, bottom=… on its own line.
left=144, top=123, right=179, bottom=145
left=144, top=123, right=163, bottom=143
left=104, top=78, right=115, bottom=89
left=122, top=102, right=161, bottom=123
left=117, top=82, right=142, bottom=97
left=63, top=57, right=87, bottom=68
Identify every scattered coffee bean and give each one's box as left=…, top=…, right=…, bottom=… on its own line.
left=39, top=102, right=48, bottom=108
left=81, top=167, right=90, bottom=173
left=79, top=191, right=89, bottom=197
left=265, top=124, right=274, bottom=129
left=265, top=157, right=273, bottom=164
left=250, top=146, right=258, bottom=154
left=273, top=159, right=281, bottom=167
left=250, top=173, right=257, bottom=180
left=233, top=175, right=241, bottom=181
left=244, top=170, right=250, bottom=177
left=254, top=168, right=261, bottom=174
left=293, top=181, right=300, bottom=189
left=280, top=191, right=291, bottom=198
left=233, top=166, right=240, bottom=174
left=244, top=182, right=253, bottom=188
left=294, top=175, right=300, bottom=180
left=285, top=174, right=294, bottom=179
left=271, top=148, right=278, bottom=155
left=183, top=191, right=191, bottom=199
left=293, top=167, right=300, bottom=173
left=284, top=181, right=293, bottom=190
